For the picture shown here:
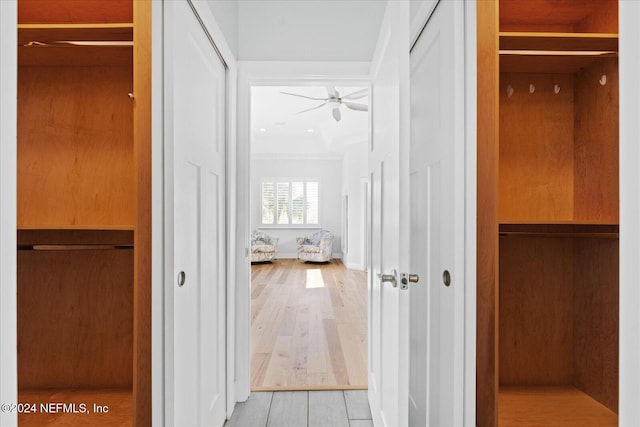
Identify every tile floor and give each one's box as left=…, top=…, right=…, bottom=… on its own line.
left=225, top=390, right=372, bottom=427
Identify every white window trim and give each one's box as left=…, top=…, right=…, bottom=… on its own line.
left=260, top=177, right=320, bottom=227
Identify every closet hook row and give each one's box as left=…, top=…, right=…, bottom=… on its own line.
left=505, top=75, right=608, bottom=98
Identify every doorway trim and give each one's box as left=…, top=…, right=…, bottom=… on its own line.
left=235, top=61, right=370, bottom=400
left=0, top=2, right=17, bottom=425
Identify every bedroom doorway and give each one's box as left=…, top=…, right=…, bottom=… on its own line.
left=249, top=84, right=369, bottom=391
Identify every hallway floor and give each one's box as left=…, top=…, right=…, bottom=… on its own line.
left=251, top=259, right=367, bottom=390
left=225, top=390, right=372, bottom=427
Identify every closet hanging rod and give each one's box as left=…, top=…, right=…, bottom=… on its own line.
left=499, top=232, right=618, bottom=239
left=17, top=244, right=134, bottom=251
left=22, top=40, right=133, bottom=47
left=500, top=49, right=617, bottom=57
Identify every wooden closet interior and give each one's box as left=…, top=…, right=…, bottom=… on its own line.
left=478, top=1, right=619, bottom=426
left=16, top=0, right=151, bottom=425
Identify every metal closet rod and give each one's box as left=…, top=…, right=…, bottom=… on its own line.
left=21, top=40, right=133, bottom=47
left=17, top=244, right=134, bottom=251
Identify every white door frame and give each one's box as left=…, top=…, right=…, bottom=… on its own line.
left=619, top=2, right=640, bottom=424
left=0, top=2, right=18, bottom=426
left=234, top=60, right=370, bottom=400
left=158, top=0, right=238, bottom=423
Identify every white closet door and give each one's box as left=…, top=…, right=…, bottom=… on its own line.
left=409, top=1, right=471, bottom=425
left=165, top=1, right=227, bottom=425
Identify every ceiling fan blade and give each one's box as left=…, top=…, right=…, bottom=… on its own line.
left=281, top=91, right=327, bottom=101
left=295, top=102, right=327, bottom=115
left=341, top=88, right=369, bottom=100
left=332, top=107, right=342, bottom=122
left=327, top=87, right=339, bottom=98
left=343, top=101, right=368, bottom=111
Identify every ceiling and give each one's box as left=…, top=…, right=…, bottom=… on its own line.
left=251, top=85, right=369, bottom=157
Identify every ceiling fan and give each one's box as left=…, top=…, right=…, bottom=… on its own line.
left=281, top=87, right=368, bottom=122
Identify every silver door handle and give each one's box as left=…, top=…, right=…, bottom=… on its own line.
left=377, top=269, right=397, bottom=287
left=177, top=271, right=186, bottom=287
left=400, top=273, right=419, bottom=290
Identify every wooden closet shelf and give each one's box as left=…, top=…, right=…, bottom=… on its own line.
left=18, top=23, right=133, bottom=44
left=499, top=223, right=618, bottom=238
left=18, top=228, right=134, bottom=247
left=500, top=52, right=615, bottom=73
left=500, top=32, right=618, bottom=52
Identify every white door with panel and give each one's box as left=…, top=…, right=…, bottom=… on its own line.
left=368, top=2, right=411, bottom=426
left=166, top=1, right=227, bottom=425
left=409, top=1, right=468, bottom=426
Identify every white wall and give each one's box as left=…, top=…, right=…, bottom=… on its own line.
left=341, top=141, right=368, bottom=270
left=203, top=0, right=239, bottom=57
left=619, top=1, right=640, bottom=424
left=251, top=155, right=343, bottom=258
left=0, top=1, right=17, bottom=426
left=238, top=0, right=385, bottom=61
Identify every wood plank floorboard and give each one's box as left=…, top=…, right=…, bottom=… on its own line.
left=17, top=389, right=132, bottom=426
left=251, top=259, right=367, bottom=390
left=226, top=391, right=372, bottom=427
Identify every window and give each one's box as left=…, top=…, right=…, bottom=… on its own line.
left=262, top=179, right=319, bottom=226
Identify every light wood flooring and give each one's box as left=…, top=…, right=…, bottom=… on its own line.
left=499, top=386, right=618, bottom=427
left=225, top=390, right=372, bottom=427
left=251, top=259, right=368, bottom=390
left=17, top=389, right=132, bottom=426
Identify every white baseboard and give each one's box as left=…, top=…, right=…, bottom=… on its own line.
left=345, top=262, right=366, bottom=271
left=273, top=252, right=344, bottom=260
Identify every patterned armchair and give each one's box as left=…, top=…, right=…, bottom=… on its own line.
left=251, top=230, right=278, bottom=263
left=296, top=230, right=334, bottom=263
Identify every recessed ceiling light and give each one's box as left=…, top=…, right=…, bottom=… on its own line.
left=307, top=129, right=314, bottom=133
left=259, top=128, right=267, bottom=132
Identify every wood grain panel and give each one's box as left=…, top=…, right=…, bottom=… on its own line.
left=19, top=0, right=132, bottom=24
left=18, top=228, right=133, bottom=246
left=573, top=238, right=618, bottom=412
left=499, top=73, right=575, bottom=222
left=19, top=46, right=133, bottom=67
left=499, top=386, right=617, bottom=427
left=575, top=1, right=618, bottom=33
left=17, top=65, right=134, bottom=228
left=18, top=389, right=132, bottom=427
left=476, top=1, right=500, bottom=425
left=499, top=55, right=607, bottom=74
left=133, top=1, right=152, bottom=425
left=499, top=236, right=574, bottom=385
left=499, top=0, right=617, bottom=33
left=499, top=32, right=618, bottom=52
left=574, top=59, right=619, bottom=223
left=17, top=249, right=133, bottom=389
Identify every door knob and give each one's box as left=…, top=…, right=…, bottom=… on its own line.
left=400, top=273, right=419, bottom=290
left=177, top=271, right=186, bottom=287
left=377, top=269, right=397, bottom=287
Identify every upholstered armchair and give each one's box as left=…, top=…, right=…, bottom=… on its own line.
left=296, top=230, right=334, bottom=262
left=251, top=230, right=278, bottom=263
